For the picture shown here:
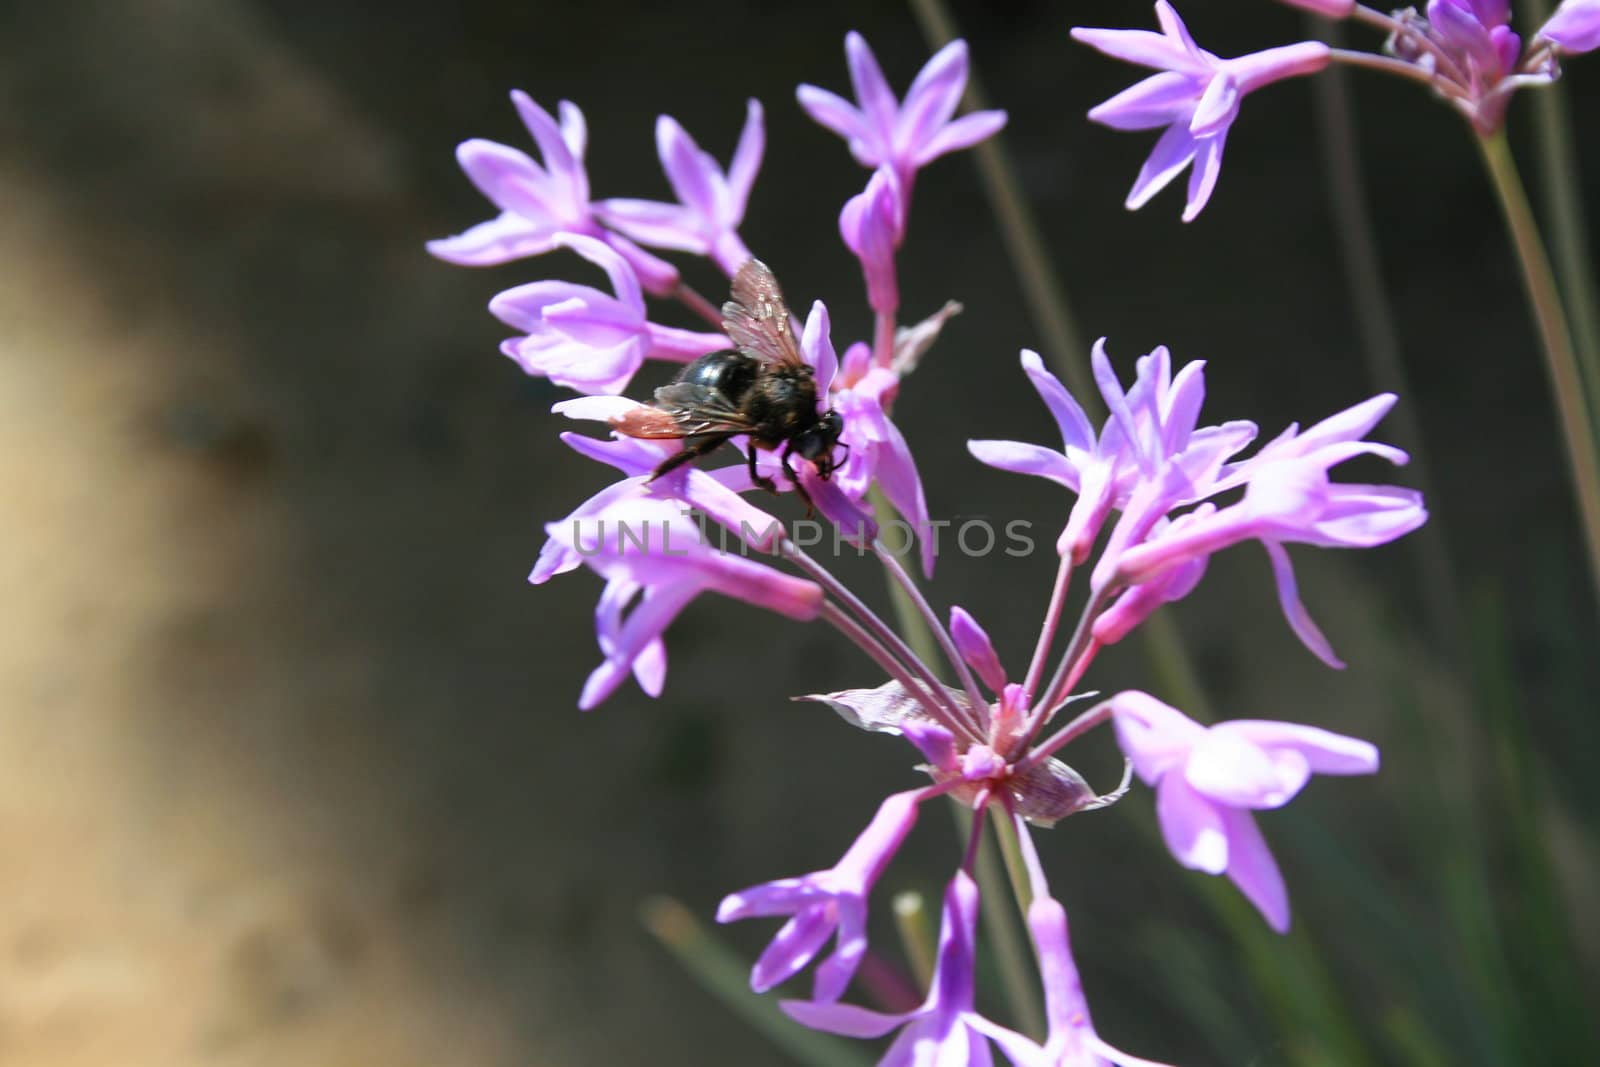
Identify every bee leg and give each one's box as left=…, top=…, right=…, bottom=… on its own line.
left=781, top=443, right=816, bottom=518
left=649, top=433, right=731, bottom=481
left=746, top=441, right=777, bottom=494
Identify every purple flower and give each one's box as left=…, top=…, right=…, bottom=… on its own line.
left=1378, top=0, right=1563, bottom=132
left=840, top=167, right=902, bottom=314
left=551, top=497, right=822, bottom=708
left=1028, top=894, right=1175, bottom=1066
left=596, top=100, right=763, bottom=278
left=950, top=606, right=1008, bottom=694
left=1072, top=2, right=1330, bottom=220
left=718, top=791, right=922, bottom=1001
left=969, top=344, right=1256, bottom=563
left=1539, top=0, right=1600, bottom=52
left=1110, top=691, right=1379, bottom=932
left=488, top=235, right=727, bottom=395
left=428, top=92, right=678, bottom=293
left=781, top=871, right=1043, bottom=1065
left=826, top=341, right=935, bottom=577
left=797, top=34, right=1006, bottom=195
left=529, top=398, right=785, bottom=584
left=1105, top=393, right=1426, bottom=667
left=1090, top=507, right=1212, bottom=648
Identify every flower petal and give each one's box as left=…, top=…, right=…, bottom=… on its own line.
left=488, top=281, right=602, bottom=330
left=912, top=109, right=1007, bottom=166
left=728, top=98, right=766, bottom=218
left=1087, top=71, right=1204, bottom=132
left=1189, top=73, right=1240, bottom=135
left=796, top=84, right=868, bottom=144
left=1156, top=772, right=1228, bottom=874
left=426, top=211, right=557, bottom=267
left=967, top=440, right=1077, bottom=488
left=1226, top=721, right=1380, bottom=776
left=512, top=90, right=587, bottom=209
left=1262, top=539, right=1344, bottom=668
left=813, top=901, right=869, bottom=1002
left=871, top=413, right=934, bottom=577
left=594, top=199, right=707, bottom=254
left=781, top=998, right=907, bottom=1039
left=1126, top=116, right=1200, bottom=211
left=656, top=114, right=718, bottom=220
left=557, top=232, right=644, bottom=311
left=1541, top=0, right=1600, bottom=52
left=454, top=137, right=556, bottom=220
left=1220, top=805, right=1290, bottom=932
left=1021, top=349, right=1097, bottom=454
left=949, top=606, right=1008, bottom=693
left=752, top=909, right=836, bottom=992
left=801, top=301, right=838, bottom=397
left=1070, top=26, right=1197, bottom=72
left=1110, top=690, right=1207, bottom=784
left=845, top=31, right=899, bottom=141
left=895, top=39, right=969, bottom=157
left=1185, top=726, right=1310, bottom=808
left=545, top=296, right=643, bottom=348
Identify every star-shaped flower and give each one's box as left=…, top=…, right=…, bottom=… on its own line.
left=552, top=497, right=822, bottom=709
left=1105, top=393, right=1426, bottom=667
left=1072, top=2, right=1330, bottom=220
left=1110, top=691, right=1379, bottom=931
left=428, top=92, right=678, bottom=292
left=530, top=398, right=783, bottom=585
left=970, top=344, right=1256, bottom=563
left=797, top=33, right=1006, bottom=196
left=488, top=235, right=726, bottom=395
left=596, top=100, right=763, bottom=278
left=717, top=791, right=922, bottom=1001
left=781, top=871, right=1043, bottom=1065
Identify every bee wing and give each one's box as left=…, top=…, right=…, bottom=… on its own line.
left=722, top=259, right=806, bottom=369
left=609, top=381, right=759, bottom=439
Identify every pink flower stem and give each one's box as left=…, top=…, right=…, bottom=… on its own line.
left=1016, top=698, right=1116, bottom=773
left=672, top=280, right=727, bottom=330
left=1327, top=47, right=1446, bottom=90
left=874, top=542, right=990, bottom=721
left=1021, top=554, right=1074, bottom=704
left=1017, top=591, right=1111, bottom=752
left=817, top=601, right=975, bottom=741
left=873, top=310, right=897, bottom=368
left=785, top=539, right=983, bottom=740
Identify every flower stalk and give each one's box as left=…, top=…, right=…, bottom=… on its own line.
left=1476, top=130, right=1600, bottom=607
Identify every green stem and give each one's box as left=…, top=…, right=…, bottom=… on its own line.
left=956, top=802, right=1046, bottom=1038
left=1309, top=14, right=1464, bottom=657
left=1476, top=132, right=1600, bottom=608
left=1522, top=0, right=1600, bottom=422
left=892, top=890, right=937, bottom=989
left=988, top=804, right=1035, bottom=916
left=868, top=487, right=1043, bottom=1035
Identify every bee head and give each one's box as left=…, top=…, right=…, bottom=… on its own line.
left=796, top=410, right=846, bottom=478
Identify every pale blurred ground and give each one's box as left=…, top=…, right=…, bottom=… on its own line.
left=0, top=1, right=1595, bottom=1064
left=0, top=134, right=515, bottom=1067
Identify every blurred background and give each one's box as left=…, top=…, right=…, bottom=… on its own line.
left=0, top=0, right=1595, bottom=1063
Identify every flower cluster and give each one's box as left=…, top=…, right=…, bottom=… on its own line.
left=1073, top=0, right=1600, bottom=219
left=434, top=27, right=1426, bottom=1067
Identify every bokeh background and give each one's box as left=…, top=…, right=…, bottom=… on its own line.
left=1, top=0, right=1596, bottom=1063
